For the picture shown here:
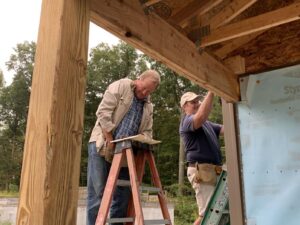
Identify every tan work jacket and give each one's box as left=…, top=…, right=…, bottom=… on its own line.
left=89, top=78, right=153, bottom=156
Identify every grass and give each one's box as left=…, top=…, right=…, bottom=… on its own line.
left=0, top=222, right=12, bottom=225
left=173, top=195, right=198, bottom=225
left=0, top=186, right=198, bottom=225
left=164, top=183, right=199, bottom=225
left=0, top=191, right=19, bottom=198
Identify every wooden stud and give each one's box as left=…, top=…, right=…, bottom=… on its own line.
left=222, top=100, right=244, bottom=225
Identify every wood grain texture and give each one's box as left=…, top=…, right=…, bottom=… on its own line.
left=213, top=31, right=264, bottom=59
left=221, top=100, right=244, bottom=225
left=16, top=0, right=89, bottom=224
left=170, top=0, right=224, bottom=27
left=209, top=0, right=257, bottom=29
left=200, top=2, right=300, bottom=47
left=90, top=0, right=239, bottom=102
left=232, top=20, right=300, bottom=73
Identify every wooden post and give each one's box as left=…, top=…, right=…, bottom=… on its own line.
left=16, top=0, right=90, bottom=224
left=222, top=100, right=244, bottom=225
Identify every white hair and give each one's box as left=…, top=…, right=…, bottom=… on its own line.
left=138, top=70, right=161, bottom=85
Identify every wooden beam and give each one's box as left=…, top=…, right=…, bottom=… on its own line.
left=222, top=100, right=244, bottom=225
left=200, top=2, right=300, bottom=47
left=90, top=0, right=239, bottom=102
left=170, top=0, right=224, bottom=27
left=16, top=0, right=89, bottom=224
left=223, top=56, right=245, bottom=75
left=210, top=0, right=257, bottom=29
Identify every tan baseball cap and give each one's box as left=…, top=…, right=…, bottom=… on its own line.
left=180, top=92, right=200, bottom=107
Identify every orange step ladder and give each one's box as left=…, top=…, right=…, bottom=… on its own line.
left=95, top=139, right=172, bottom=225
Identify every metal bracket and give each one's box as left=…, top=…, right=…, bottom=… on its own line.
left=139, top=0, right=154, bottom=15
left=195, top=25, right=211, bottom=54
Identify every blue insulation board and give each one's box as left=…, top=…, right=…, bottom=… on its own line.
left=237, top=64, right=300, bottom=225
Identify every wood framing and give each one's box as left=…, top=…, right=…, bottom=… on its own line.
left=186, top=0, right=257, bottom=45
left=90, top=0, right=239, bottom=102
left=200, top=2, right=300, bottom=47
left=170, top=0, right=224, bottom=27
left=209, top=0, right=257, bottom=29
left=16, top=1, right=300, bottom=225
left=222, top=100, right=244, bottom=225
left=16, top=0, right=89, bottom=224
left=223, top=56, right=245, bottom=75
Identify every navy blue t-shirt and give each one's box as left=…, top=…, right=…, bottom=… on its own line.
left=179, top=114, right=222, bottom=165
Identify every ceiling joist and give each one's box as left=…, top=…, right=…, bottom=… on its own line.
left=170, top=0, right=224, bottom=27
left=90, top=0, right=239, bottom=102
left=200, top=2, right=300, bottom=47
left=187, top=0, right=258, bottom=43
left=209, top=0, right=258, bottom=29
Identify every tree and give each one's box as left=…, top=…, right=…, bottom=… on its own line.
left=0, top=70, right=4, bottom=88
left=0, top=41, right=35, bottom=190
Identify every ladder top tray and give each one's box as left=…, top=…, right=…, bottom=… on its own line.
left=111, top=134, right=161, bottom=145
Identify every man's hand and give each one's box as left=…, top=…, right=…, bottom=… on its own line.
left=193, top=91, right=214, bottom=129
left=106, top=139, right=115, bottom=152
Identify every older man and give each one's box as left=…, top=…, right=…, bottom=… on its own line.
left=87, top=70, right=161, bottom=225
left=179, top=91, right=224, bottom=225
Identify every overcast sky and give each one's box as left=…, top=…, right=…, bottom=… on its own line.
left=0, top=0, right=120, bottom=85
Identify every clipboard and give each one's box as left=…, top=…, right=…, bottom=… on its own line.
left=110, top=134, right=161, bottom=145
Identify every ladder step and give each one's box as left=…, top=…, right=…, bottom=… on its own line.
left=117, top=179, right=131, bottom=186
left=144, top=219, right=171, bottom=224
left=117, top=179, right=161, bottom=192
left=106, top=218, right=171, bottom=224
left=106, top=217, right=134, bottom=223
left=140, top=186, right=161, bottom=192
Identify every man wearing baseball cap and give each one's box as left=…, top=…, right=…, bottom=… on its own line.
left=179, top=91, right=224, bottom=225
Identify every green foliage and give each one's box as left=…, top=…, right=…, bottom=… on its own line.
left=0, top=42, right=34, bottom=190
left=0, top=192, right=18, bottom=197
left=165, top=183, right=198, bottom=225
left=0, top=221, right=12, bottom=225
left=0, top=70, right=4, bottom=87
left=174, top=195, right=198, bottom=225
left=0, top=40, right=225, bottom=211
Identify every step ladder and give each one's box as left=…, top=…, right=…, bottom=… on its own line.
left=201, top=170, right=230, bottom=225
left=95, top=139, right=172, bottom=225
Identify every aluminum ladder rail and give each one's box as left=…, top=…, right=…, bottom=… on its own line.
left=201, top=170, right=230, bottom=225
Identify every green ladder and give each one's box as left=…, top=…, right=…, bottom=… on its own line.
left=201, top=170, right=230, bottom=225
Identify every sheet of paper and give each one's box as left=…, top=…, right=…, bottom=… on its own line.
left=111, top=134, right=161, bottom=145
